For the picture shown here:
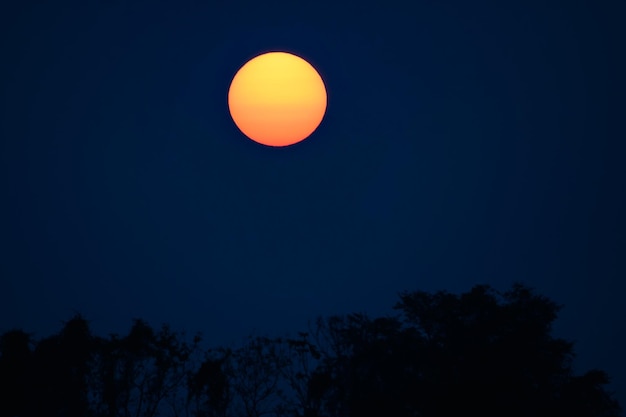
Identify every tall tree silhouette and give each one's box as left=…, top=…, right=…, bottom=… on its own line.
left=309, top=283, right=621, bottom=417
left=186, top=346, right=232, bottom=417
left=90, top=319, right=199, bottom=417
left=25, top=314, right=96, bottom=417
left=226, top=336, right=290, bottom=417
left=278, top=332, right=324, bottom=417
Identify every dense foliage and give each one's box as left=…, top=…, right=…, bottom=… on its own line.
left=0, top=283, right=621, bottom=417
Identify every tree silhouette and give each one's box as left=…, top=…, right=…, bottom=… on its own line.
left=0, top=329, right=33, bottom=417
left=186, top=347, right=232, bottom=417
left=277, top=332, right=323, bottom=417
left=308, top=283, right=621, bottom=417
left=227, top=335, right=290, bottom=417
left=26, top=314, right=95, bottom=417
left=89, top=319, right=200, bottom=417
left=0, top=283, right=620, bottom=417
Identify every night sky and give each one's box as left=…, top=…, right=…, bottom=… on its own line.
left=1, top=0, right=624, bottom=405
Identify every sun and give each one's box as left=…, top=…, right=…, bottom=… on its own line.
left=228, top=52, right=327, bottom=147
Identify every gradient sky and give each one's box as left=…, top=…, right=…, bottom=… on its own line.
left=1, top=0, right=624, bottom=405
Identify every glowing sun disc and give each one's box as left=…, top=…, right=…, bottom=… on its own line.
left=228, top=52, right=327, bottom=147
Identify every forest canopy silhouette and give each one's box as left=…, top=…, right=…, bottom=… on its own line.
left=0, top=283, right=621, bottom=417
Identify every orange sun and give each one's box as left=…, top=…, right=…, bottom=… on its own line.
left=228, top=52, right=327, bottom=147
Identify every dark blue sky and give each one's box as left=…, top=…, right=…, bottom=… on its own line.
left=1, top=0, right=624, bottom=405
